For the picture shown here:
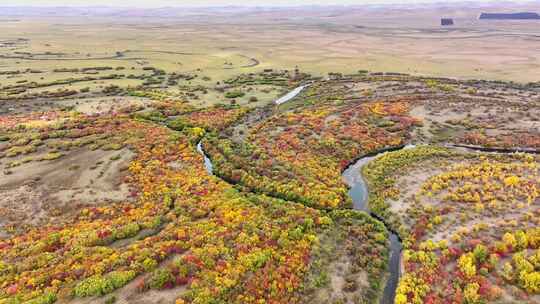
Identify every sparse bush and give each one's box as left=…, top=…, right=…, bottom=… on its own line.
left=148, top=268, right=174, bottom=289
left=105, top=296, right=117, bottom=304
left=73, top=271, right=136, bottom=297
left=225, top=91, right=245, bottom=99
left=113, top=223, right=140, bottom=240
left=25, top=293, right=57, bottom=304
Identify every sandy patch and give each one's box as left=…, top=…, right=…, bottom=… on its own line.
left=0, top=148, right=134, bottom=236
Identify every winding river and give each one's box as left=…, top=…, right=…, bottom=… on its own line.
left=196, top=85, right=407, bottom=303
left=197, top=140, right=407, bottom=303
left=342, top=146, right=415, bottom=304
left=194, top=82, right=540, bottom=303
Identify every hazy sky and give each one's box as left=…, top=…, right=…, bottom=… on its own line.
left=4, top=0, right=532, bottom=7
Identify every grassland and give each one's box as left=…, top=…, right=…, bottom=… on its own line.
left=364, top=146, right=540, bottom=303
left=1, top=3, right=540, bottom=304
left=2, top=2, right=540, bottom=114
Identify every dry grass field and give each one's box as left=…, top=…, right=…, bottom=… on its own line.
left=1, top=3, right=539, bottom=115
left=1, top=2, right=540, bottom=91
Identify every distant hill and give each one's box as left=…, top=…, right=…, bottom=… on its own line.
left=479, top=12, right=540, bottom=20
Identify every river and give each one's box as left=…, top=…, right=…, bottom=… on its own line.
left=274, top=85, right=308, bottom=105
left=198, top=139, right=407, bottom=303
left=197, top=141, right=213, bottom=174
left=342, top=145, right=416, bottom=304
left=196, top=85, right=405, bottom=303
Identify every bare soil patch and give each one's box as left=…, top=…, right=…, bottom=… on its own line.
left=0, top=148, right=134, bottom=236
